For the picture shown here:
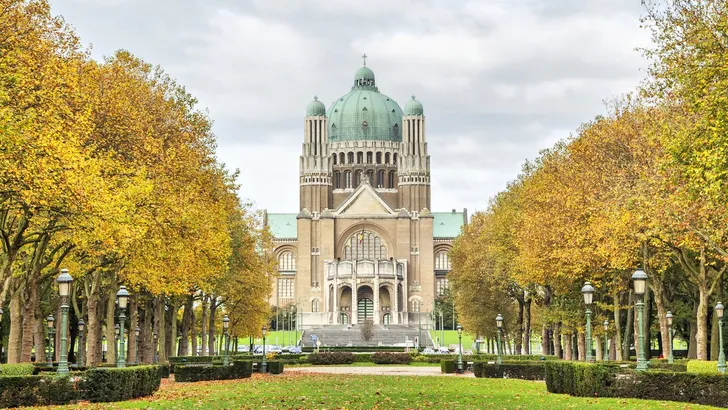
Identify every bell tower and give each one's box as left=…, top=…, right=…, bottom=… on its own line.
left=300, top=96, right=333, bottom=212
left=398, top=96, right=431, bottom=211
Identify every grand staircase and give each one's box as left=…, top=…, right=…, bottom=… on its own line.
left=301, top=324, right=433, bottom=347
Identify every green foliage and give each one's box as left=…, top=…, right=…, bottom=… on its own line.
left=307, top=352, right=355, bottom=365
left=80, top=365, right=162, bottom=402
left=268, top=361, right=284, bottom=374
left=175, top=361, right=253, bottom=382
left=472, top=361, right=545, bottom=380
left=687, top=360, right=720, bottom=374
left=302, top=346, right=405, bottom=352
left=0, top=375, right=77, bottom=407
left=0, top=364, right=35, bottom=376
left=440, top=360, right=457, bottom=373
left=370, top=352, right=412, bottom=364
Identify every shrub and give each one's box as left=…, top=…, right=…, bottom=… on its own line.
left=687, top=360, right=720, bottom=374
left=0, top=375, right=78, bottom=407
left=616, top=370, right=728, bottom=407
left=169, top=356, right=217, bottom=364
left=440, top=360, right=456, bottom=374
left=353, top=353, right=373, bottom=362
left=473, top=361, right=545, bottom=380
left=371, top=352, right=412, bottom=364
left=175, top=361, right=253, bottom=382
left=649, top=362, right=687, bottom=372
left=360, top=319, right=375, bottom=341
left=307, top=352, right=355, bottom=365
left=81, top=365, right=162, bottom=402
left=159, top=364, right=171, bottom=378
left=268, top=361, right=284, bottom=374
left=1, top=364, right=36, bottom=376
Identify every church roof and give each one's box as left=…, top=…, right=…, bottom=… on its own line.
left=268, top=213, right=297, bottom=239
left=327, top=65, right=403, bottom=142
left=433, top=211, right=467, bottom=239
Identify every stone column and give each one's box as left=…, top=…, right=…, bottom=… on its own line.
left=374, top=274, right=381, bottom=324
left=393, top=259, right=399, bottom=324
left=333, top=263, right=339, bottom=324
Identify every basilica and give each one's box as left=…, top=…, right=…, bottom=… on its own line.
left=265, top=59, right=466, bottom=328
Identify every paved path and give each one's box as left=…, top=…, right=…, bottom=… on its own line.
left=286, top=366, right=474, bottom=377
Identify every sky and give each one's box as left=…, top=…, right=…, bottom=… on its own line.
left=50, top=0, right=652, bottom=214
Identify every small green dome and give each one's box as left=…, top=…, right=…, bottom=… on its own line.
left=404, top=95, right=424, bottom=115
left=328, top=66, right=403, bottom=142
left=306, top=96, right=326, bottom=116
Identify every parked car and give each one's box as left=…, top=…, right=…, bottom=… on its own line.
left=422, top=347, right=436, bottom=355
left=286, top=346, right=302, bottom=354
left=437, top=347, right=450, bottom=354
left=237, top=345, right=249, bottom=353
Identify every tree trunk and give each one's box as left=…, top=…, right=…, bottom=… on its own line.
left=86, top=291, right=100, bottom=366
left=595, top=334, right=603, bottom=361
left=523, top=295, right=531, bottom=354
left=563, top=332, right=573, bottom=360
left=156, top=296, right=167, bottom=363
left=34, top=303, right=45, bottom=364
left=577, top=331, right=585, bottom=361
left=696, top=285, right=710, bottom=360
left=644, top=289, right=652, bottom=360
left=553, top=322, right=562, bottom=359
left=208, top=299, right=217, bottom=355
left=166, top=301, right=176, bottom=359
left=623, top=290, right=633, bottom=360
left=128, top=295, right=138, bottom=364
left=200, top=295, right=208, bottom=356
left=191, top=300, right=197, bottom=357
left=105, top=281, right=118, bottom=364
left=180, top=294, right=193, bottom=355
left=21, top=279, right=36, bottom=362
left=614, top=288, right=623, bottom=361
left=8, top=289, right=23, bottom=363
left=515, top=297, right=524, bottom=355
left=141, top=298, right=154, bottom=363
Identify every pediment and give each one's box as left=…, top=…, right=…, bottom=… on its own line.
left=335, top=182, right=395, bottom=217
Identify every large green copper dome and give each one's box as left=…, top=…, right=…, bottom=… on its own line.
left=327, top=66, right=403, bottom=142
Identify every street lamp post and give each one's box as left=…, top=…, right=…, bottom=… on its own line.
left=135, top=326, right=141, bottom=364
left=46, top=314, right=55, bottom=367
left=262, top=326, right=268, bottom=373
left=77, top=320, right=85, bottom=367
left=56, top=269, right=73, bottom=376
left=632, top=269, right=649, bottom=371
left=666, top=311, right=674, bottom=364
left=496, top=314, right=504, bottom=365
left=581, top=281, right=595, bottom=362
left=456, top=324, right=464, bottom=373
left=223, top=315, right=230, bottom=366
left=116, top=286, right=130, bottom=368
left=716, top=302, right=726, bottom=373
left=603, top=320, right=609, bottom=362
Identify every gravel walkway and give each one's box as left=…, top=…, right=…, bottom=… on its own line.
left=286, top=366, right=474, bottom=377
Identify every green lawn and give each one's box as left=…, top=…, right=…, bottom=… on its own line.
left=429, top=330, right=476, bottom=349
left=46, top=373, right=714, bottom=409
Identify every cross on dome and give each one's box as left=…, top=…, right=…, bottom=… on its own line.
left=362, top=53, right=368, bottom=66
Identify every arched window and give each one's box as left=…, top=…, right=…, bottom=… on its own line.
left=393, top=153, right=398, bottom=165
left=357, top=152, right=363, bottom=164
left=278, top=278, right=294, bottom=299
left=339, top=152, right=345, bottom=164
left=332, top=154, right=337, bottom=165
left=345, top=230, right=387, bottom=260
left=312, top=299, right=320, bottom=313
left=376, top=171, right=384, bottom=188
left=348, top=152, right=354, bottom=164
left=385, top=152, right=390, bottom=164
left=278, top=251, right=296, bottom=272
left=376, top=152, right=382, bottom=164
left=354, top=170, right=362, bottom=187
left=367, top=152, right=373, bottom=164
left=410, top=299, right=421, bottom=312
left=344, top=171, right=352, bottom=188
left=367, top=170, right=374, bottom=185
left=435, top=251, right=451, bottom=270
left=333, top=171, right=341, bottom=189
left=388, top=171, right=396, bottom=188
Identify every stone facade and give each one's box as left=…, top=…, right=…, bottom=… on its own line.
left=266, top=62, right=466, bottom=329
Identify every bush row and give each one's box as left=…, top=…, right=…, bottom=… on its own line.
left=473, top=361, right=545, bottom=380
left=371, top=352, right=413, bottom=364
left=686, top=360, right=719, bottom=374
left=440, top=360, right=457, bottom=373
left=0, top=365, right=163, bottom=408
left=545, top=361, right=728, bottom=408
left=307, top=352, right=356, bottom=365
left=0, top=364, right=36, bottom=376
left=175, top=361, right=253, bottom=382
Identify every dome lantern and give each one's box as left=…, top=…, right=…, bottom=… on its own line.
left=404, top=95, right=424, bottom=116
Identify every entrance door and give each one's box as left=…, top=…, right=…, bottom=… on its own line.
left=382, top=313, right=391, bottom=325
left=358, top=298, right=373, bottom=322
left=340, top=313, right=349, bottom=324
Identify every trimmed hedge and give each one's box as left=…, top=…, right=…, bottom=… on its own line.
left=545, top=361, right=728, bottom=408
left=371, top=352, right=412, bottom=364
left=687, top=360, right=719, bottom=374
left=473, top=361, right=545, bottom=380
left=307, top=352, right=355, bottom=365
left=441, top=360, right=457, bottom=373
left=268, top=361, right=284, bottom=374
left=303, top=346, right=405, bottom=352
left=81, top=365, right=162, bottom=403
left=0, top=375, right=77, bottom=408
left=1, top=364, right=35, bottom=376
left=175, top=361, right=253, bottom=382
